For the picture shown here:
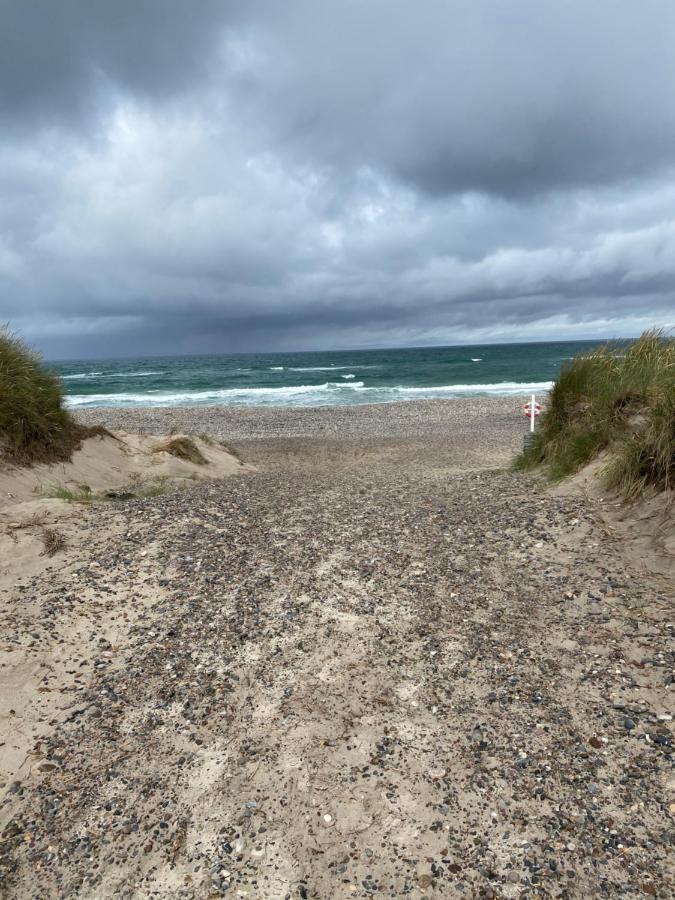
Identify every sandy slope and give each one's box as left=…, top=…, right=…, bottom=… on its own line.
left=0, top=403, right=672, bottom=898
left=0, top=431, right=245, bottom=510
left=0, top=430, right=247, bottom=824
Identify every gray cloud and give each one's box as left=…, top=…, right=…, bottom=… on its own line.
left=0, top=0, right=238, bottom=132
left=0, top=1, right=673, bottom=357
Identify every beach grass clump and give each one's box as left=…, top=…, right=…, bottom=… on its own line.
left=40, top=527, right=66, bottom=557
left=515, top=330, right=674, bottom=499
left=0, top=327, right=81, bottom=464
left=38, top=483, right=95, bottom=502
left=39, top=477, right=174, bottom=502
left=153, top=436, right=208, bottom=465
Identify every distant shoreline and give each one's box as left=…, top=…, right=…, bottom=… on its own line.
left=74, top=394, right=535, bottom=418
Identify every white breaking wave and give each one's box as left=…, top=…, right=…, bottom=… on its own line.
left=471, top=358, right=482, bottom=362
left=62, top=371, right=164, bottom=379
left=61, top=372, right=104, bottom=379
left=389, top=381, right=553, bottom=396
left=287, top=364, right=381, bottom=371
left=103, top=371, right=165, bottom=378
left=341, top=373, right=356, bottom=379
left=269, top=366, right=285, bottom=370
left=65, top=380, right=553, bottom=409
left=288, top=365, right=352, bottom=371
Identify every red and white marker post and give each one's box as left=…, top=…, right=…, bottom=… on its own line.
left=524, top=394, right=542, bottom=433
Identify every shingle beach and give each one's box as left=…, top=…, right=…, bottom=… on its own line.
left=1, top=399, right=672, bottom=898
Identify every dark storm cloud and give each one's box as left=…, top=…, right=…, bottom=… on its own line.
left=0, top=0, right=239, bottom=132
left=0, top=1, right=673, bottom=356
left=233, top=1, right=675, bottom=197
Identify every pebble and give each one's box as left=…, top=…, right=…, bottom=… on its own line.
left=1, top=399, right=670, bottom=899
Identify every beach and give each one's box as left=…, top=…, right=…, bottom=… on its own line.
left=1, top=399, right=672, bottom=898
left=75, top=397, right=525, bottom=473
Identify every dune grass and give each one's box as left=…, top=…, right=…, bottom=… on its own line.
left=38, top=476, right=175, bottom=503
left=39, top=483, right=95, bottom=502
left=0, top=328, right=116, bottom=465
left=514, top=330, right=674, bottom=500
left=0, top=327, right=82, bottom=464
left=153, top=436, right=208, bottom=465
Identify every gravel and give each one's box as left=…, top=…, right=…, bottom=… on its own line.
left=1, top=399, right=672, bottom=898
left=75, top=396, right=525, bottom=440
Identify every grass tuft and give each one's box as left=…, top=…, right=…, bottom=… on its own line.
left=514, top=330, right=674, bottom=499
left=153, top=436, right=208, bottom=465
left=38, top=478, right=174, bottom=502
left=38, top=484, right=94, bottom=502
left=0, top=327, right=83, bottom=464
left=40, top=527, right=66, bottom=557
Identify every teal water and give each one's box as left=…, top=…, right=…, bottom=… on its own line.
left=51, top=341, right=602, bottom=409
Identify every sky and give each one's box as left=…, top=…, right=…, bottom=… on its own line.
left=1, top=1, right=674, bottom=359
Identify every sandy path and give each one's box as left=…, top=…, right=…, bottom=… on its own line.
left=0, top=407, right=672, bottom=898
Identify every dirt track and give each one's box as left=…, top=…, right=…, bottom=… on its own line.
left=0, top=406, right=672, bottom=898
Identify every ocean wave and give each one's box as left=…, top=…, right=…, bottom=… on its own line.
left=470, top=358, right=482, bottom=362
left=61, top=372, right=104, bottom=379
left=390, top=381, right=553, bottom=396
left=61, top=371, right=164, bottom=379
left=341, top=373, right=356, bottom=379
left=269, top=366, right=285, bottom=370
left=287, top=365, right=379, bottom=371
left=104, top=371, right=165, bottom=378
left=65, top=380, right=553, bottom=409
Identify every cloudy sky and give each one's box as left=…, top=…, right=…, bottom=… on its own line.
left=1, top=1, right=674, bottom=358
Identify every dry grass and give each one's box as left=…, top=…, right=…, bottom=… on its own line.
left=153, top=436, right=208, bottom=465
left=40, top=527, right=66, bottom=557
left=515, top=330, right=674, bottom=499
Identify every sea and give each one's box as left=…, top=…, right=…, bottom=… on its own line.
left=51, top=340, right=600, bottom=409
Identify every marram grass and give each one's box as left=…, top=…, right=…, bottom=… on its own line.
left=0, top=327, right=81, bottom=464
left=514, top=330, right=674, bottom=500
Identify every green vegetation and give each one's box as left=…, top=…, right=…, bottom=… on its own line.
left=38, top=476, right=174, bottom=503
left=0, top=327, right=81, bottom=464
left=515, top=330, right=674, bottom=499
left=39, top=483, right=95, bottom=502
left=0, top=327, right=116, bottom=465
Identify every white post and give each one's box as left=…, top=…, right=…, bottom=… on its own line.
left=530, top=393, right=535, bottom=433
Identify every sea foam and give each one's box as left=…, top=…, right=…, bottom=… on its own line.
left=61, top=371, right=164, bottom=379
left=65, top=380, right=553, bottom=409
